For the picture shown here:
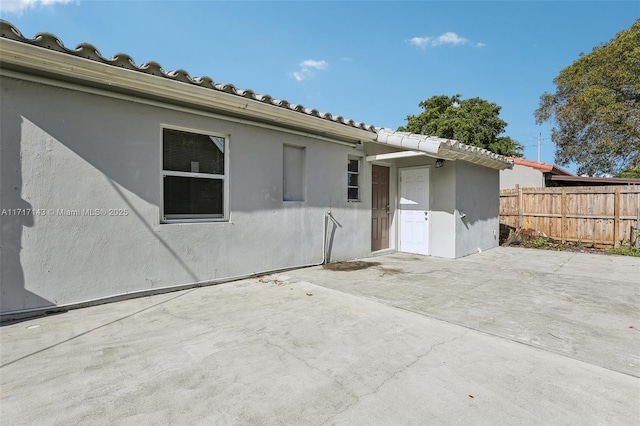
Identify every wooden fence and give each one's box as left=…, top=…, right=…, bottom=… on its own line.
left=500, top=185, right=640, bottom=248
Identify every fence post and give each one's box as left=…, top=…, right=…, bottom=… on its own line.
left=517, top=185, right=523, bottom=229
left=613, top=188, right=620, bottom=248
left=636, top=207, right=640, bottom=249
left=561, top=188, right=566, bottom=243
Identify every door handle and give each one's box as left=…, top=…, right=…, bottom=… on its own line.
left=424, top=211, right=428, bottom=221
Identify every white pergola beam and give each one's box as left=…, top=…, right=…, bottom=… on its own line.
left=365, top=151, right=428, bottom=162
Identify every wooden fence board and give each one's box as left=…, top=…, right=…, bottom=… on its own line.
left=500, top=186, right=640, bottom=246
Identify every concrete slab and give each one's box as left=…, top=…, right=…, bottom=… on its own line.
left=289, top=247, right=640, bottom=377
left=1, top=247, right=639, bottom=424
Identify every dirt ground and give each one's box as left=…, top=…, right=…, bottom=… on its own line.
left=500, top=226, right=639, bottom=256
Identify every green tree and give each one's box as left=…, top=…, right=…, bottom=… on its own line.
left=398, top=94, right=523, bottom=157
left=615, top=166, right=640, bottom=178
left=535, top=19, right=640, bottom=176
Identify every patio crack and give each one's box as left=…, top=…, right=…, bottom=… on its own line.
left=320, top=330, right=468, bottom=425
left=254, top=334, right=360, bottom=404
left=551, top=252, right=578, bottom=274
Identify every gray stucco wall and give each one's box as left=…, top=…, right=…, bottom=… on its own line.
left=500, top=164, right=544, bottom=189
left=429, top=163, right=457, bottom=258
left=1, top=76, right=371, bottom=314
left=455, top=162, right=500, bottom=257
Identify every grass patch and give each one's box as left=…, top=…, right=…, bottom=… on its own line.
left=532, top=236, right=549, bottom=248
left=531, top=236, right=563, bottom=250
left=607, top=246, right=640, bottom=257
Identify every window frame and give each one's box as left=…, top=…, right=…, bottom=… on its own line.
left=160, top=125, right=230, bottom=223
left=347, top=157, right=361, bottom=202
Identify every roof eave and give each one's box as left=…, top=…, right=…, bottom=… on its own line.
left=0, top=37, right=376, bottom=145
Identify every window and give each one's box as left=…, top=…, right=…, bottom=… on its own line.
left=283, top=145, right=305, bottom=201
left=348, top=158, right=360, bottom=201
left=162, top=128, right=228, bottom=222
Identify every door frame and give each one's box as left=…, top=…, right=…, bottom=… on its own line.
left=371, top=164, right=391, bottom=252
left=398, top=165, right=432, bottom=256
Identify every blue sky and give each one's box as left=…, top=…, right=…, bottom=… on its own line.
left=2, top=1, right=638, bottom=172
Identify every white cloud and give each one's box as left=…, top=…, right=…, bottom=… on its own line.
left=408, top=32, right=484, bottom=49
left=0, top=0, right=75, bottom=14
left=433, top=32, right=468, bottom=46
left=409, top=37, right=432, bottom=48
left=293, top=69, right=310, bottom=82
left=291, top=59, right=328, bottom=82
left=300, top=59, right=328, bottom=70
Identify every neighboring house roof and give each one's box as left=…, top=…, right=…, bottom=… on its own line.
left=548, top=175, right=640, bottom=186
left=509, top=158, right=573, bottom=176
left=0, top=20, right=512, bottom=170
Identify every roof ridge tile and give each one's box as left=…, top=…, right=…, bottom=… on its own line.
left=32, top=31, right=66, bottom=51
left=140, top=61, right=167, bottom=77
left=109, top=53, right=138, bottom=70
left=73, top=42, right=105, bottom=61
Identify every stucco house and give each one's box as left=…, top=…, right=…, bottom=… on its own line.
left=0, top=21, right=512, bottom=317
left=500, top=158, right=573, bottom=190
left=500, top=158, right=640, bottom=189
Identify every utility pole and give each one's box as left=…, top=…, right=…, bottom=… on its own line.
left=537, top=133, right=541, bottom=163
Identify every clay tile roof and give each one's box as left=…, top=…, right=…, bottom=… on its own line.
left=0, top=20, right=377, bottom=133
left=510, top=158, right=573, bottom=176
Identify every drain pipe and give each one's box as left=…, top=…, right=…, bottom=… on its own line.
left=323, top=211, right=330, bottom=264
left=323, top=211, right=340, bottom=264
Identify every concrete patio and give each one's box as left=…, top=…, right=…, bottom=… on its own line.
left=1, top=247, right=639, bottom=424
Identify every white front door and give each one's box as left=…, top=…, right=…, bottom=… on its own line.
left=399, top=167, right=430, bottom=255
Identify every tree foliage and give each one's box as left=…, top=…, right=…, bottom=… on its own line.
left=398, top=94, right=523, bottom=157
left=615, top=166, right=640, bottom=178
left=535, top=19, right=640, bottom=176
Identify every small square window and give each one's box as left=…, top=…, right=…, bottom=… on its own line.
left=348, top=158, right=360, bottom=201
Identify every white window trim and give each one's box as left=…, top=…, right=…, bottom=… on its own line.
left=348, top=156, right=361, bottom=202
left=160, top=125, right=230, bottom=223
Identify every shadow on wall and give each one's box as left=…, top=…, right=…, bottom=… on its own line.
left=1, top=80, right=203, bottom=315
left=454, top=162, right=501, bottom=256
left=1, top=77, right=357, bottom=314
left=1, top=108, right=55, bottom=313
left=456, top=162, right=500, bottom=227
